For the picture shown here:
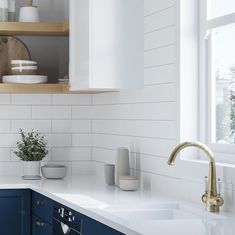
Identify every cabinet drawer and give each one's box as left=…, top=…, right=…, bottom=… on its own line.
left=32, top=214, right=52, bottom=235
left=32, top=191, right=54, bottom=224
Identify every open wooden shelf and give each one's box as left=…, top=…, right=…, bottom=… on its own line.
left=0, top=83, right=118, bottom=94
left=0, top=21, right=69, bottom=36
left=0, top=83, right=69, bottom=93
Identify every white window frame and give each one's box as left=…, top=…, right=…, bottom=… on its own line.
left=200, top=0, right=235, bottom=164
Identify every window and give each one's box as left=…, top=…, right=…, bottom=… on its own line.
left=200, top=1, right=235, bottom=157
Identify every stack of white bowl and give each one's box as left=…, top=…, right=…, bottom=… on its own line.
left=11, top=60, right=38, bottom=75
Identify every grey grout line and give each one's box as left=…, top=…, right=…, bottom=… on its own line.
left=144, top=5, right=175, bottom=18
left=144, top=25, right=175, bottom=35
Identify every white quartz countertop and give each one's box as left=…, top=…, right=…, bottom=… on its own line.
left=0, top=176, right=234, bottom=235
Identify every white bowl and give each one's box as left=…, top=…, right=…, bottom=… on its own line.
left=11, top=60, right=37, bottom=65
left=41, top=164, right=67, bottom=179
left=119, top=176, right=139, bottom=191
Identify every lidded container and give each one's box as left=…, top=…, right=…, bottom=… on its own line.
left=0, top=0, right=8, bottom=22
left=115, top=147, right=130, bottom=186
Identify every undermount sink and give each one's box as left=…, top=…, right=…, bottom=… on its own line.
left=104, top=203, right=199, bottom=221
left=110, top=208, right=199, bottom=221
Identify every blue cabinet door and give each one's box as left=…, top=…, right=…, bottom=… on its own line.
left=32, top=214, right=53, bottom=235
left=0, top=189, right=30, bottom=235
left=83, top=216, right=125, bottom=235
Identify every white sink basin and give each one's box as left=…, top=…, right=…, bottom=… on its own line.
left=103, top=203, right=199, bottom=221
left=110, top=208, right=199, bottom=221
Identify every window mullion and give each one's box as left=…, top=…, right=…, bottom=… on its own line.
left=207, top=12, right=235, bottom=30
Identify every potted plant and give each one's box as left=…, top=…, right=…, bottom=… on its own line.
left=14, top=129, right=48, bottom=179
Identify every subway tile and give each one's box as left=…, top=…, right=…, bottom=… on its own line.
left=46, top=134, right=72, bottom=147
left=52, top=147, right=91, bottom=161
left=144, top=45, right=175, bottom=68
left=52, top=120, right=91, bottom=133
left=11, top=94, right=51, bottom=105
left=0, top=106, right=31, bottom=119
left=0, top=148, right=11, bottom=161
left=32, top=106, right=71, bottom=119
left=72, top=106, right=93, bottom=119
left=0, top=134, right=19, bottom=147
left=144, top=7, right=174, bottom=33
left=72, top=134, right=92, bottom=147
left=144, top=0, right=174, bottom=16
left=92, top=83, right=175, bottom=104
left=144, top=64, right=175, bottom=85
left=11, top=120, right=51, bottom=133
left=0, top=120, right=10, bottom=133
left=52, top=94, right=92, bottom=105
left=92, top=102, right=175, bottom=120
left=92, top=120, right=175, bottom=139
left=0, top=94, right=10, bottom=104
left=72, top=161, right=95, bottom=175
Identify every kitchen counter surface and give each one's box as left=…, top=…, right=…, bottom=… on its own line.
left=0, top=176, right=234, bottom=235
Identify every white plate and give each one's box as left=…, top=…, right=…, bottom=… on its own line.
left=11, top=60, right=37, bottom=65
left=2, top=75, right=48, bottom=84
left=11, top=66, right=38, bottom=70
left=22, top=175, right=41, bottom=180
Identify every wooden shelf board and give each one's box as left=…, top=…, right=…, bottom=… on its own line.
left=0, top=83, right=69, bottom=93
left=0, top=83, right=118, bottom=94
left=0, top=22, right=69, bottom=36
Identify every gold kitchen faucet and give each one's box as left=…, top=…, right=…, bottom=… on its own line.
left=167, top=141, right=224, bottom=213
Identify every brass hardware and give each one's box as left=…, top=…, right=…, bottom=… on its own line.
left=36, top=200, right=44, bottom=206
left=167, top=141, right=224, bottom=213
left=35, top=219, right=45, bottom=227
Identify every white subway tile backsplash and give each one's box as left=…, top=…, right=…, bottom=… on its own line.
left=52, top=120, right=91, bottom=133
left=52, top=147, right=91, bottom=161
left=92, top=147, right=115, bottom=164
left=52, top=94, right=92, bottom=105
left=144, top=64, right=175, bottom=85
left=0, top=106, right=31, bottom=119
left=11, top=94, right=51, bottom=105
left=72, top=134, right=92, bottom=147
left=0, top=94, right=10, bottom=104
left=0, top=134, right=19, bottom=147
left=144, top=7, right=174, bottom=33
left=0, top=148, right=11, bottom=161
left=11, top=120, right=51, bottom=133
left=92, top=102, right=175, bottom=120
left=48, top=134, right=72, bottom=147
left=32, top=106, right=71, bottom=119
left=144, top=0, right=174, bottom=16
left=0, top=120, right=10, bottom=133
left=72, top=106, right=93, bottom=119
left=92, top=120, right=175, bottom=139
left=144, top=26, right=174, bottom=50
left=92, top=84, right=175, bottom=104
left=144, top=45, right=175, bottom=67
left=72, top=161, right=95, bottom=175
left=92, top=134, right=175, bottom=157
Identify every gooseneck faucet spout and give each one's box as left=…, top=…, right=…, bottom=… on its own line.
left=167, top=141, right=224, bottom=213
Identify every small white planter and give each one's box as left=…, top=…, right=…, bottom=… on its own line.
left=22, top=161, right=41, bottom=180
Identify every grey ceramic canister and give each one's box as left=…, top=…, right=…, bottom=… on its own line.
left=115, top=147, right=130, bottom=186
left=104, top=164, right=115, bottom=185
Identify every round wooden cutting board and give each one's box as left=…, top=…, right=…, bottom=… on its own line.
left=0, top=36, right=31, bottom=82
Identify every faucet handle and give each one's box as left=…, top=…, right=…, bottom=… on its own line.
left=204, top=176, right=208, bottom=193
left=217, top=178, right=222, bottom=195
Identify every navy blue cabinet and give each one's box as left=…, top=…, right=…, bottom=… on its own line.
left=32, top=214, right=53, bottom=235
left=32, top=192, right=53, bottom=235
left=0, top=189, right=30, bottom=235
left=83, top=216, right=125, bottom=235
